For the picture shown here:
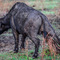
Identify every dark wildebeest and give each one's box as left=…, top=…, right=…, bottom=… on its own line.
left=0, top=2, right=60, bottom=58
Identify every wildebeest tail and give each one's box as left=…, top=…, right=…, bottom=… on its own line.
left=39, top=12, right=47, bottom=38
left=40, top=12, right=60, bottom=44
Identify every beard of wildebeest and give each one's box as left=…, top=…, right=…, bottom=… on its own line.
left=0, top=2, right=60, bottom=58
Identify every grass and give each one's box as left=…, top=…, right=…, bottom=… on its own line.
left=41, top=11, right=55, bottom=15
left=27, top=0, right=58, bottom=8
left=0, top=51, right=40, bottom=60
left=0, top=49, right=60, bottom=60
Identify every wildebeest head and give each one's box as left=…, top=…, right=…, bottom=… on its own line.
left=0, top=18, right=10, bottom=34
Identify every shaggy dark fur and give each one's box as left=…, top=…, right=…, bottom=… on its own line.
left=0, top=2, right=60, bottom=58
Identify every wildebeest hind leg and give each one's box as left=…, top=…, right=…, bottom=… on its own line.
left=28, top=32, right=40, bottom=58
left=32, top=38, right=40, bottom=58
left=20, top=34, right=27, bottom=50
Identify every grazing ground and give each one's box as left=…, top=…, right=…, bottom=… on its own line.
left=0, top=0, right=60, bottom=60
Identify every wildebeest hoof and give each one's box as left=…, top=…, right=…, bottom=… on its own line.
left=14, top=49, right=18, bottom=53
left=32, top=54, right=38, bottom=59
left=14, top=51, right=18, bottom=53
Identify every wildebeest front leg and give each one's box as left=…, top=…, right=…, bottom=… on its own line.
left=10, top=17, right=19, bottom=53
left=20, top=34, right=27, bottom=49
left=13, top=30, right=19, bottom=53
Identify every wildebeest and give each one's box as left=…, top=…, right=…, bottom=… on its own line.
left=0, top=2, right=60, bottom=58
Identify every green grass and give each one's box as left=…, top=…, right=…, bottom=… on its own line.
left=28, top=0, right=58, bottom=8
left=27, top=0, right=59, bottom=15
left=0, top=51, right=40, bottom=60
left=41, top=11, right=55, bottom=15
left=0, top=49, right=60, bottom=60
